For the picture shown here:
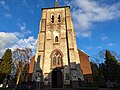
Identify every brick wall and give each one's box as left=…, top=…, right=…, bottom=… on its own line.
left=78, top=49, right=93, bottom=82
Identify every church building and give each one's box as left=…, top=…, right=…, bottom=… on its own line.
left=29, top=0, right=93, bottom=88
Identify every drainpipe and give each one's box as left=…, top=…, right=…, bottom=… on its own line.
left=65, top=7, right=72, bottom=87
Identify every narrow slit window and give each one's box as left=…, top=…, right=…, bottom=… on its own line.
left=58, top=56, right=62, bottom=65
left=51, top=15, right=54, bottom=23
left=53, top=56, right=56, bottom=65
left=58, top=15, right=61, bottom=22
left=37, top=55, right=40, bottom=65
left=55, top=36, right=58, bottom=42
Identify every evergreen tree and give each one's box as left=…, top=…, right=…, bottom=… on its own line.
left=100, top=50, right=120, bottom=81
left=91, top=62, right=106, bottom=87
left=91, top=62, right=99, bottom=82
left=0, top=49, right=12, bottom=83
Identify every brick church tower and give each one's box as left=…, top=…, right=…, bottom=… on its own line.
left=31, top=0, right=92, bottom=88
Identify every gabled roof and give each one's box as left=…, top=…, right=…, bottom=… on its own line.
left=78, top=49, right=89, bottom=57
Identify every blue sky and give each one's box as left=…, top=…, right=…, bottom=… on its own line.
left=0, top=0, right=120, bottom=60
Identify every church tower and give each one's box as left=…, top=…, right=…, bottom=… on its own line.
left=32, top=0, right=84, bottom=88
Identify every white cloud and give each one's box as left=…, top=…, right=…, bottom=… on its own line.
left=107, top=43, right=114, bottom=46
left=0, top=0, right=12, bottom=18
left=95, top=46, right=102, bottom=49
left=66, top=0, right=120, bottom=37
left=15, top=36, right=36, bottom=49
left=86, top=46, right=93, bottom=50
left=0, top=20, right=36, bottom=58
left=4, top=13, right=12, bottom=18
left=101, top=36, right=109, bottom=41
left=17, top=21, right=31, bottom=35
left=0, top=0, right=9, bottom=10
left=86, top=45, right=103, bottom=50
left=0, top=32, right=36, bottom=58
left=0, top=32, right=18, bottom=49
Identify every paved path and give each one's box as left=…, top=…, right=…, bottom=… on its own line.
left=37, top=87, right=99, bottom=90
left=99, top=88, right=120, bottom=90
left=37, top=88, right=120, bottom=90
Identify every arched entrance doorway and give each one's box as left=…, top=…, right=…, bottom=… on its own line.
left=52, top=68, right=63, bottom=88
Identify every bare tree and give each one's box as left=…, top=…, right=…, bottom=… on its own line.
left=91, top=49, right=120, bottom=65
left=91, top=49, right=106, bottom=65
left=12, top=48, right=32, bottom=85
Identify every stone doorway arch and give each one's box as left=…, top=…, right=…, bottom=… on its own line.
left=51, top=67, right=63, bottom=88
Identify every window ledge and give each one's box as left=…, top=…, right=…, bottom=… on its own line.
left=51, top=65, right=63, bottom=70
left=47, top=38, right=51, bottom=40
left=53, top=42, right=60, bottom=45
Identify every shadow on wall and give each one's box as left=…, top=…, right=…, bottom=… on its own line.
left=31, top=62, right=94, bottom=88
left=28, top=57, right=94, bottom=89
left=44, top=62, right=94, bottom=88
left=28, top=61, right=44, bottom=89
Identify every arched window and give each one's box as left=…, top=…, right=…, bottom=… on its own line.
left=55, top=36, right=58, bottom=42
left=52, top=51, right=62, bottom=67
left=51, top=15, right=54, bottom=23
left=58, top=14, right=61, bottom=22
left=53, top=31, right=59, bottom=43
left=47, top=31, right=51, bottom=39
